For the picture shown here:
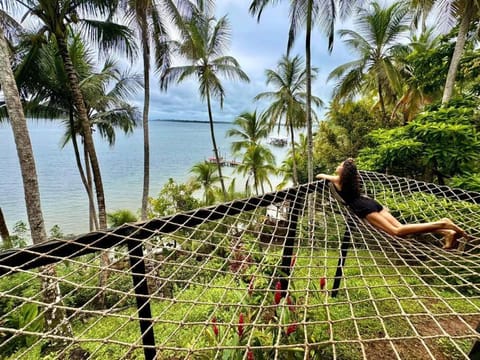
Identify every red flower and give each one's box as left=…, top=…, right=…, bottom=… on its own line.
left=286, top=323, right=297, bottom=336
left=211, top=317, right=219, bottom=337
left=247, top=350, right=254, bottom=360
left=274, top=281, right=282, bottom=305
left=248, top=276, right=255, bottom=296
left=320, top=277, right=326, bottom=290
left=290, top=255, right=296, bottom=268
left=286, top=295, right=295, bottom=312
left=238, top=313, right=244, bottom=338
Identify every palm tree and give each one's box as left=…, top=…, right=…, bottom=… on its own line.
left=278, top=132, right=308, bottom=187
left=121, top=0, right=172, bottom=221
left=15, top=32, right=141, bottom=231
left=235, top=144, right=276, bottom=195
left=409, top=0, right=435, bottom=33
left=404, top=1, right=480, bottom=103
left=255, top=55, right=322, bottom=185
left=327, top=1, right=410, bottom=125
left=0, top=23, right=46, bottom=247
left=161, top=2, right=249, bottom=198
left=190, top=161, right=220, bottom=205
left=250, top=0, right=363, bottom=183
left=391, top=28, right=442, bottom=123
left=0, top=24, right=72, bottom=345
left=436, top=0, right=479, bottom=103
left=2, top=0, right=136, bottom=230
left=226, top=110, right=270, bottom=153
left=13, top=31, right=140, bottom=309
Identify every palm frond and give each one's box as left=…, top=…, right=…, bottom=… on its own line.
left=80, top=19, right=138, bottom=59
left=160, top=65, right=196, bottom=90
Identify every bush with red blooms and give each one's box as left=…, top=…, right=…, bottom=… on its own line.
left=205, top=273, right=329, bottom=359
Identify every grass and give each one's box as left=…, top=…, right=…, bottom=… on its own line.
left=3, top=245, right=479, bottom=360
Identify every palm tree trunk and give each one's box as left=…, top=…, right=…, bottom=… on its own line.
left=141, top=20, right=150, bottom=221
left=305, top=0, right=313, bottom=184
left=206, top=87, right=227, bottom=198
left=377, top=79, right=387, bottom=125
left=0, top=26, right=71, bottom=343
left=288, top=120, right=298, bottom=186
left=442, top=1, right=473, bottom=104
left=0, top=207, right=11, bottom=248
left=56, top=36, right=109, bottom=308
left=139, top=21, right=160, bottom=291
left=83, top=143, right=98, bottom=231
left=56, top=36, right=107, bottom=229
left=70, top=112, right=99, bottom=231
left=0, top=29, right=47, bottom=246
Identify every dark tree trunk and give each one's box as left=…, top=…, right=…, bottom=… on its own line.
left=206, top=87, right=227, bottom=198
left=288, top=120, right=298, bottom=186
left=141, top=19, right=150, bottom=221
left=305, top=0, right=313, bottom=184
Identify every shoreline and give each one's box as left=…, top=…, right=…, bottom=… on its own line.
left=151, top=119, right=233, bottom=124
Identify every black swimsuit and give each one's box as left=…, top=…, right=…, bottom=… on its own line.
left=335, top=186, right=383, bottom=218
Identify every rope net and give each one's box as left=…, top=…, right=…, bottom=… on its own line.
left=0, top=171, right=479, bottom=359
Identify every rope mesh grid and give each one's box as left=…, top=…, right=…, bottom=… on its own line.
left=0, top=171, right=479, bottom=359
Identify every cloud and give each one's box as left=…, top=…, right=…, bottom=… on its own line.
left=141, top=2, right=358, bottom=122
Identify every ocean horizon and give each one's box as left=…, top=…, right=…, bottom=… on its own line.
left=0, top=119, right=289, bottom=236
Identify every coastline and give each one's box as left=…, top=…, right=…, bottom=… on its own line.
left=1, top=121, right=290, bottom=236
left=151, top=119, right=233, bottom=124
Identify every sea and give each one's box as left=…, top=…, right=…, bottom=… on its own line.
left=0, top=120, right=289, bottom=236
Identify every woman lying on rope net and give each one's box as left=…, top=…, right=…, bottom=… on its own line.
left=315, top=158, right=468, bottom=250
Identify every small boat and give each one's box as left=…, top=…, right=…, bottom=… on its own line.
left=268, top=137, right=288, bottom=146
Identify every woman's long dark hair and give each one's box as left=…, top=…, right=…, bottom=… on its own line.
left=339, top=158, right=361, bottom=200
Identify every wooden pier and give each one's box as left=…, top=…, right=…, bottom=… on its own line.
left=208, top=157, right=240, bottom=167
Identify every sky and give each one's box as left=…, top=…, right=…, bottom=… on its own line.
left=140, top=0, right=362, bottom=122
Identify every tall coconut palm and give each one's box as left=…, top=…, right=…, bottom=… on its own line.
left=13, top=31, right=140, bottom=310
left=327, top=1, right=410, bottom=125
left=121, top=0, right=172, bottom=221
left=15, top=32, right=141, bottom=231
left=2, top=0, right=136, bottom=230
left=161, top=3, right=249, bottom=198
left=255, top=55, right=322, bottom=185
left=250, top=0, right=363, bottom=183
left=0, top=24, right=72, bottom=344
left=226, top=110, right=270, bottom=153
left=190, top=161, right=220, bottom=205
left=0, top=23, right=46, bottom=250
left=436, top=0, right=479, bottom=103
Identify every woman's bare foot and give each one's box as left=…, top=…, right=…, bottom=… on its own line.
left=442, top=230, right=459, bottom=249
left=442, top=218, right=467, bottom=238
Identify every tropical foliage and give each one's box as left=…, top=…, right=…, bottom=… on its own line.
left=358, top=97, right=480, bottom=188
left=2, top=0, right=480, bottom=356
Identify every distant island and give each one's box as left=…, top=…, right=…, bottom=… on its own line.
left=151, top=119, right=232, bottom=124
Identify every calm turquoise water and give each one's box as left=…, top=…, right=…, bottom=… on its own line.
left=0, top=120, right=288, bottom=235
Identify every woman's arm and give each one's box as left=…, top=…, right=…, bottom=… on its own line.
left=315, top=173, right=340, bottom=187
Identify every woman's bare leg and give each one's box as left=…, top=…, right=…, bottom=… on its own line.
left=365, top=212, right=464, bottom=238
left=378, top=209, right=401, bottom=227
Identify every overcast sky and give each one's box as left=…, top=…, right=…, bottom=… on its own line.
left=141, top=1, right=365, bottom=122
